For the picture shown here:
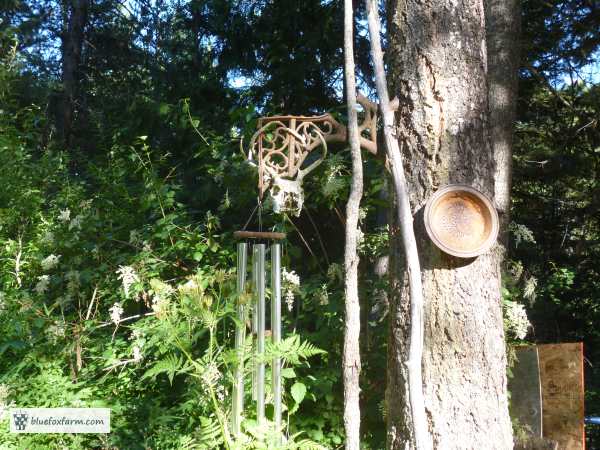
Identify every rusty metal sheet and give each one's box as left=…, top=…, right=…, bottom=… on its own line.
left=538, top=343, right=585, bottom=450
left=509, top=346, right=543, bottom=437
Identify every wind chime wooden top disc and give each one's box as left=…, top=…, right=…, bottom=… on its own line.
left=233, top=230, right=286, bottom=241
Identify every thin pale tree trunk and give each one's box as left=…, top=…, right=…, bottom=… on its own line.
left=342, top=0, right=363, bottom=448
left=365, top=2, right=430, bottom=449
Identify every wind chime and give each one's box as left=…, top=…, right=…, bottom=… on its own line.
left=232, top=99, right=378, bottom=440
left=231, top=230, right=285, bottom=438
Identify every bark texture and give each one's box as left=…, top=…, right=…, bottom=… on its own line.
left=342, top=0, right=363, bottom=448
left=61, top=0, right=89, bottom=146
left=385, top=1, right=513, bottom=448
left=485, top=0, right=520, bottom=237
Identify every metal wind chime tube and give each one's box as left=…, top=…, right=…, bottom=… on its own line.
left=255, top=244, right=267, bottom=424
left=251, top=245, right=258, bottom=402
left=232, top=242, right=247, bottom=437
left=232, top=230, right=285, bottom=437
left=271, top=243, right=283, bottom=435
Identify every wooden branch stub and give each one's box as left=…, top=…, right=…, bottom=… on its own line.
left=356, top=94, right=379, bottom=155
left=233, top=231, right=287, bottom=241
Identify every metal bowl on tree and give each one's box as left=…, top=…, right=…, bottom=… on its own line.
left=424, top=184, right=499, bottom=258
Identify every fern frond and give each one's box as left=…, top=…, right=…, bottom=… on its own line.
left=286, top=433, right=329, bottom=450
left=265, top=335, right=326, bottom=366
left=195, top=416, right=223, bottom=449
left=141, top=354, right=189, bottom=384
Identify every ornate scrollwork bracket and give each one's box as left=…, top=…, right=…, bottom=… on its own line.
left=243, top=95, right=378, bottom=216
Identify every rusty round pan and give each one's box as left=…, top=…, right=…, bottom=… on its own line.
left=424, top=184, right=499, bottom=258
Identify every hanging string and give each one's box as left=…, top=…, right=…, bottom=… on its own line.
left=258, top=198, right=263, bottom=233
left=242, top=201, right=259, bottom=231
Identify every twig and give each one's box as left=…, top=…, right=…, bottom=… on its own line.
left=103, top=358, right=138, bottom=371
left=576, top=119, right=596, bottom=134
left=524, top=159, right=549, bottom=166
left=525, top=63, right=573, bottom=108
left=303, top=206, right=330, bottom=266
left=334, top=205, right=346, bottom=226
left=85, top=286, right=98, bottom=321
left=13, top=235, right=23, bottom=288
left=97, top=312, right=156, bottom=329
left=560, top=223, right=569, bottom=248
left=186, top=100, right=210, bottom=146
left=284, top=214, right=321, bottom=270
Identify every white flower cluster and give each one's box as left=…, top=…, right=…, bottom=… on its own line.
left=510, top=222, right=536, bottom=247
left=132, top=344, right=143, bottom=363
left=201, top=362, right=221, bottom=387
left=57, top=207, right=85, bottom=230
left=41, top=254, right=61, bottom=271
left=116, top=265, right=140, bottom=299
left=282, top=268, right=300, bottom=286
left=150, top=279, right=174, bottom=317
left=282, top=268, right=300, bottom=311
left=58, top=208, right=71, bottom=223
left=216, top=384, right=225, bottom=402
left=358, top=207, right=368, bottom=222
left=69, top=214, right=84, bottom=231
left=504, top=300, right=531, bottom=340
left=35, top=275, right=50, bottom=294
left=356, top=227, right=364, bottom=246
left=128, top=328, right=145, bottom=363
left=109, top=302, right=124, bottom=325
left=152, top=296, right=169, bottom=315
left=46, top=320, right=66, bottom=342
left=0, top=384, right=14, bottom=421
left=178, top=278, right=200, bottom=297
left=40, top=231, right=55, bottom=245
left=284, top=290, right=294, bottom=312
left=129, top=328, right=143, bottom=341
left=317, top=283, right=329, bottom=306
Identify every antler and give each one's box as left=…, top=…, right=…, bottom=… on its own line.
left=294, top=123, right=327, bottom=181
left=242, top=95, right=379, bottom=202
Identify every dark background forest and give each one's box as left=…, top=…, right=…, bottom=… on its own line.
left=0, top=0, right=598, bottom=448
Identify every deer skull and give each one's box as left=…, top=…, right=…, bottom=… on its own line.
left=268, top=176, right=305, bottom=216
left=247, top=122, right=327, bottom=216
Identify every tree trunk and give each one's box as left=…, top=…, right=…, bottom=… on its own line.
left=486, top=0, right=520, bottom=241
left=61, top=0, right=88, bottom=146
left=342, top=0, right=363, bottom=448
left=385, top=0, right=514, bottom=448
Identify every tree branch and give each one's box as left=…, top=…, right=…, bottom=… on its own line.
left=365, top=1, right=430, bottom=449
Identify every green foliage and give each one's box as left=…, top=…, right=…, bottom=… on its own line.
left=0, top=67, right=330, bottom=448
left=1, top=0, right=599, bottom=447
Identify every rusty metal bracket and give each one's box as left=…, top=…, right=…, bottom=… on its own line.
left=242, top=95, right=378, bottom=215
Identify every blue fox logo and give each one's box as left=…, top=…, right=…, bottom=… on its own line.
left=12, top=411, right=28, bottom=431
